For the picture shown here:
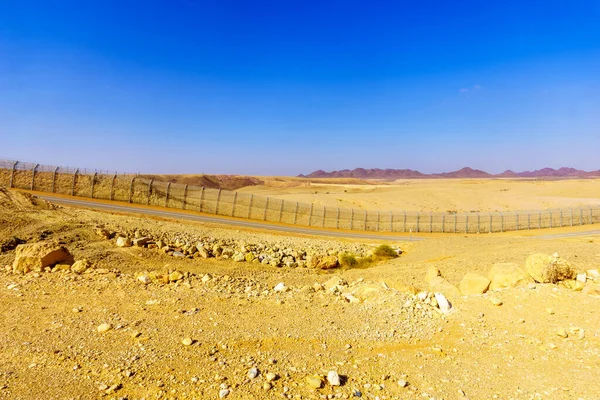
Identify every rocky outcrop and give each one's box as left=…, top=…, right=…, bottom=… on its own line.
left=459, top=272, right=491, bottom=295
left=12, top=242, right=74, bottom=274
left=488, top=263, right=534, bottom=290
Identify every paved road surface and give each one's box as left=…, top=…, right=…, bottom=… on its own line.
left=537, top=230, right=600, bottom=239
left=39, top=195, right=424, bottom=242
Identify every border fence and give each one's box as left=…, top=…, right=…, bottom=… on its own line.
left=1, top=159, right=599, bottom=234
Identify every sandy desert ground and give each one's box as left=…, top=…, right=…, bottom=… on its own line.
left=237, top=178, right=600, bottom=213
left=1, top=184, right=600, bottom=400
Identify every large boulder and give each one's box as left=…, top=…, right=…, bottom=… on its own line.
left=13, top=242, right=74, bottom=274
left=429, top=276, right=461, bottom=299
left=525, top=253, right=575, bottom=283
left=310, top=255, right=339, bottom=270
left=459, top=272, right=491, bottom=295
left=488, top=263, right=534, bottom=290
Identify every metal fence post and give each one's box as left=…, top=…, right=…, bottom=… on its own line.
left=500, top=212, right=504, bottom=232
left=350, top=209, right=354, bottom=230
left=336, top=208, right=340, bottom=229
left=403, top=212, right=407, bottom=232
left=91, top=172, right=97, bottom=198
left=51, top=167, right=59, bottom=193
left=377, top=211, right=380, bottom=232
left=516, top=212, right=519, bottom=231
left=30, top=163, right=39, bottom=190
left=129, top=177, right=135, bottom=203
left=322, top=206, right=326, bottom=228
left=549, top=210, right=552, bottom=228
left=183, top=184, right=189, bottom=210
left=527, top=212, right=530, bottom=230
left=389, top=211, right=393, bottom=232
left=199, top=186, right=205, bottom=212
left=570, top=208, right=573, bottom=226
left=9, top=161, right=18, bottom=188
left=476, top=212, right=480, bottom=233
left=579, top=207, right=583, bottom=226
left=429, top=212, right=433, bottom=233
left=416, top=212, right=420, bottom=233
left=247, top=194, right=254, bottom=219
left=308, top=203, right=313, bottom=226
left=147, top=179, right=153, bottom=205
left=538, top=212, right=541, bottom=229
left=292, top=201, right=298, bottom=224
left=165, top=182, right=171, bottom=208
left=278, top=200, right=283, bottom=222
left=465, top=213, right=469, bottom=233
left=590, top=206, right=594, bottom=224
left=489, top=212, right=493, bottom=233
left=110, top=174, right=117, bottom=201
left=71, top=169, right=79, bottom=196
left=231, top=191, right=238, bottom=216
left=441, top=214, right=445, bottom=233
left=454, top=213, right=457, bottom=233
left=363, top=210, right=367, bottom=231
left=215, top=188, right=222, bottom=215
left=262, top=197, right=269, bottom=220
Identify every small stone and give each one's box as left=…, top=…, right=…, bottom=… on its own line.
left=273, top=282, right=288, bottom=292
left=489, top=297, right=503, bottom=306
left=263, top=382, right=272, bottom=390
left=70, top=259, right=91, bottom=274
left=182, top=337, right=193, bottom=346
left=266, top=372, right=277, bottom=382
left=327, top=370, right=341, bottom=386
left=556, top=328, right=568, bottom=338
left=97, top=323, right=112, bottom=333
left=434, top=292, right=452, bottom=313
left=169, top=271, right=184, bottom=282
left=219, top=388, right=230, bottom=398
left=546, top=308, right=555, bottom=315
left=576, top=273, right=587, bottom=283
left=398, top=379, right=408, bottom=388
left=116, top=237, right=132, bottom=247
left=130, top=331, right=142, bottom=338
left=137, top=275, right=151, bottom=284
left=305, top=375, right=323, bottom=389
left=248, top=367, right=259, bottom=379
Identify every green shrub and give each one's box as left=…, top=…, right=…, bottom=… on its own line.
left=339, top=253, right=358, bottom=267
left=373, top=244, right=398, bottom=258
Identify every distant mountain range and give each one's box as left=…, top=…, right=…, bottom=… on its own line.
left=299, top=167, right=600, bottom=179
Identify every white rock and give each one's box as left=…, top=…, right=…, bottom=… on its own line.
left=398, top=379, right=408, bottom=388
left=248, top=367, right=259, bottom=379
left=587, top=269, right=600, bottom=278
left=116, top=237, right=132, bottom=248
left=137, top=275, right=151, bottom=284
left=434, top=293, right=452, bottom=313
left=417, top=291, right=429, bottom=301
left=576, top=273, right=587, bottom=283
left=273, top=282, right=288, bottom=292
left=327, top=370, right=341, bottom=386
left=97, top=323, right=112, bottom=333
left=266, top=372, right=277, bottom=382
left=219, top=388, right=230, bottom=398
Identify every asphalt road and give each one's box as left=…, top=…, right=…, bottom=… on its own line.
left=39, top=195, right=424, bottom=242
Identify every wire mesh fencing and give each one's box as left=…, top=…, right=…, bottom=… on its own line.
left=1, top=159, right=599, bottom=233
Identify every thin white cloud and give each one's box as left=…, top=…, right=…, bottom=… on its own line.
left=460, top=88, right=469, bottom=93
left=473, top=84, right=482, bottom=89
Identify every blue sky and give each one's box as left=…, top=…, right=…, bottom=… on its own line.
left=1, top=0, right=599, bottom=175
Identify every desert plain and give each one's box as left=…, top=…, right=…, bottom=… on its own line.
left=1, top=177, right=600, bottom=400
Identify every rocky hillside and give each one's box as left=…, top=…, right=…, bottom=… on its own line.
left=301, top=166, right=600, bottom=179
